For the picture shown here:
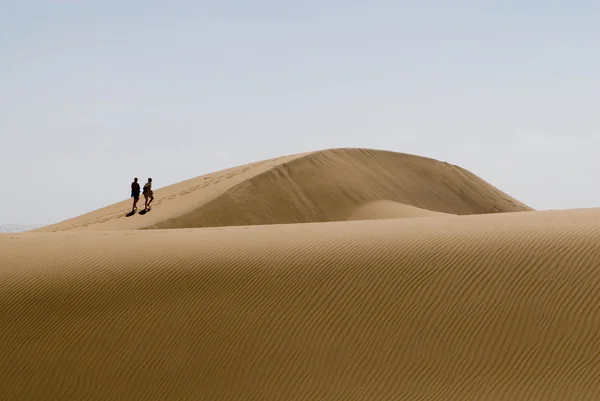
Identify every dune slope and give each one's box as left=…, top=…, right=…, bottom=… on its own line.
left=35, top=148, right=531, bottom=232
left=3, top=208, right=600, bottom=400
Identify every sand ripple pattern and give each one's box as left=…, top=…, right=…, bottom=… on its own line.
left=2, top=208, right=600, bottom=400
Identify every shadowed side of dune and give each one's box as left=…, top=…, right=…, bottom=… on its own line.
left=144, top=148, right=532, bottom=229
left=2, top=208, right=600, bottom=400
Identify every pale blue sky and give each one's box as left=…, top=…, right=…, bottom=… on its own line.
left=1, top=1, right=599, bottom=225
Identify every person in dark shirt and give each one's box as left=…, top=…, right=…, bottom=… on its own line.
left=131, top=177, right=141, bottom=212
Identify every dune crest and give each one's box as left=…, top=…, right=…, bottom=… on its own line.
left=36, top=148, right=531, bottom=232
left=346, top=200, right=453, bottom=221
left=3, top=208, right=600, bottom=400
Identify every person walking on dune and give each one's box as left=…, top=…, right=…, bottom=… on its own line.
left=143, top=178, right=154, bottom=211
left=131, top=177, right=141, bottom=212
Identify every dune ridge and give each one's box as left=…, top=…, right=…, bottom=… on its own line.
left=346, top=200, right=453, bottom=221
left=35, top=148, right=532, bottom=232
left=3, top=208, right=600, bottom=400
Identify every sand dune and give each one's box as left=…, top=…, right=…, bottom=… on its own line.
left=3, top=208, right=600, bottom=400
left=7, top=148, right=596, bottom=400
left=35, top=148, right=531, bottom=232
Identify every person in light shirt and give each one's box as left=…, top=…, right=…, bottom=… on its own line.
left=142, top=178, right=154, bottom=211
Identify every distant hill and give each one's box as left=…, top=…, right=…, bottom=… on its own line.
left=0, top=224, right=41, bottom=233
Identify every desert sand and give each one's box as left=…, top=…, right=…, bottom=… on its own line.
left=3, top=148, right=600, bottom=400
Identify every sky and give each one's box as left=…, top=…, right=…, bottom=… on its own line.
left=1, top=1, right=599, bottom=225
